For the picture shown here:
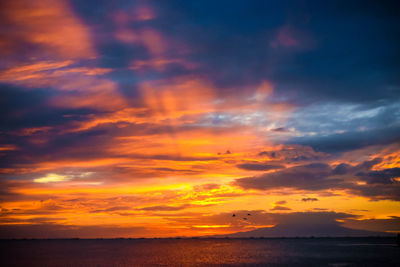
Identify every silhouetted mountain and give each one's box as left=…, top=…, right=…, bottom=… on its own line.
left=213, top=223, right=391, bottom=238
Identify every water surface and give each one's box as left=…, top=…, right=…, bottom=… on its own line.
left=1, top=237, right=399, bottom=266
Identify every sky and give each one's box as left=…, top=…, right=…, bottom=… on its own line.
left=0, top=0, right=399, bottom=238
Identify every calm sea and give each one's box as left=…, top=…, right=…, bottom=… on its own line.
left=1, top=238, right=399, bottom=266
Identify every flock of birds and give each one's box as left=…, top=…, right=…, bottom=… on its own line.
left=232, top=213, right=251, bottom=220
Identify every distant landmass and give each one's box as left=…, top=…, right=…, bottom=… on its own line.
left=211, top=223, right=393, bottom=238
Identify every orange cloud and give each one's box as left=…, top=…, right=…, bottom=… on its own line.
left=0, top=60, right=112, bottom=87
left=113, top=5, right=156, bottom=26
left=130, top=58, right=197, bottom=72
left=0, top=59, right=124, bottom=111
left=1, top=0, right=95, bottom=59
left=0, top=145, right=18, bottom=151
left=140, top=77, right=216, bottom=120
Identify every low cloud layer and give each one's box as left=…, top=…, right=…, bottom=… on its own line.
left=235, top=159, right=400, bottom=201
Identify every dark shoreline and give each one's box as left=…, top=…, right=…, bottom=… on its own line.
left=0, top=236, right=396, bottom=241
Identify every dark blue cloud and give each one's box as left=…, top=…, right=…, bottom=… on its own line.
left=289, top=124, right=400, bottom=153
left=69, top=0, right=400, bottom=104
left=157, top=0, right=400, bottom=102
left=357, top=167, right=400, bottom=184
left=236, top=163, right=284, bottom=171
left=234, top=159, right=400, bottom=201
left=0, top=85, right=94, bottom=131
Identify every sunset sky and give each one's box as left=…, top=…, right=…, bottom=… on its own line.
left=1, top=0, right=399, bottom=238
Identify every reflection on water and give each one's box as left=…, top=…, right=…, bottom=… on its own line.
left=1, top=238, right=399, bottom=266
